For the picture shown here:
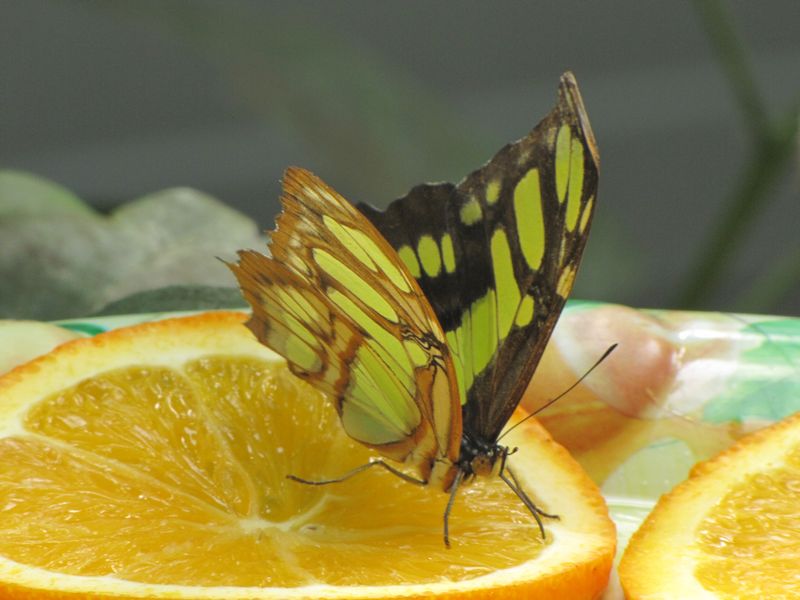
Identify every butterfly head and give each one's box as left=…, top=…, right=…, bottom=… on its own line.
left=468, top=451, right=500, bottom=478
left=457, top=433, right=509, bottom=480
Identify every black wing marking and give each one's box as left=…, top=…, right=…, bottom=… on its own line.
left=357, top=72, right=599, bottom=444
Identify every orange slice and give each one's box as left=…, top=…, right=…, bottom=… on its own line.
left=0, top=311, right=614, bottom=599
left=620, top=410, right=800, bottom=598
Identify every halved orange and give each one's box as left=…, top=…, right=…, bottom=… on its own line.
left=620, top=410, right=800, bottom=598
left=0, top=311, right=614, bottom=599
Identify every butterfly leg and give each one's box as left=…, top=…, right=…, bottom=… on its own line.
left=506, top=464, right=559, bottom=520
left=287, top=459, right=427, bottom=487
left=442, top=468, right=465, bottom=549
left=497, top=453, right=559, bottom=539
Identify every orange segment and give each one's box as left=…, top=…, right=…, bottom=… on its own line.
left=0, top=311, right=614, bottom=598
left=620, top=410, right=800, bottom=599
left=695, top=444, right=800, bottom=595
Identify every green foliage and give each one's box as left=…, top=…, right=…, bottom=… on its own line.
left=0, top=171, right=263, bottom=320
left=0, top=170, right=92, bottom=218
left=92, top=286, right=246, bottom=316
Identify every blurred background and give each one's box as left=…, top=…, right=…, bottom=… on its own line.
left=1, top=0, right=798, bottom=320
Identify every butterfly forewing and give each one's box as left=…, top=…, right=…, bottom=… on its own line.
left=230, top=168, right=461, bottom=479
left=358, top=72, right=599, bottom=445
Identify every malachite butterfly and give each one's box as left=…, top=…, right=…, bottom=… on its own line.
left=230, top=71, right=599, bottom=546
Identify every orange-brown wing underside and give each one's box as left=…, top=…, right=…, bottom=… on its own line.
left=229, top=168, right=461, bottom=480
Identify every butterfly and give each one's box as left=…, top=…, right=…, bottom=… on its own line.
left=229, top=71, right=599, bottom=546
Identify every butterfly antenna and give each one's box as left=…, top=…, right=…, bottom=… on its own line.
left=498, top=343, right=617, bottom=442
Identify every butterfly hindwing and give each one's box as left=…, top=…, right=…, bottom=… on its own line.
left=230, top=168, right=461, bottom=479
left=357, top=72, right=599, bottom=444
